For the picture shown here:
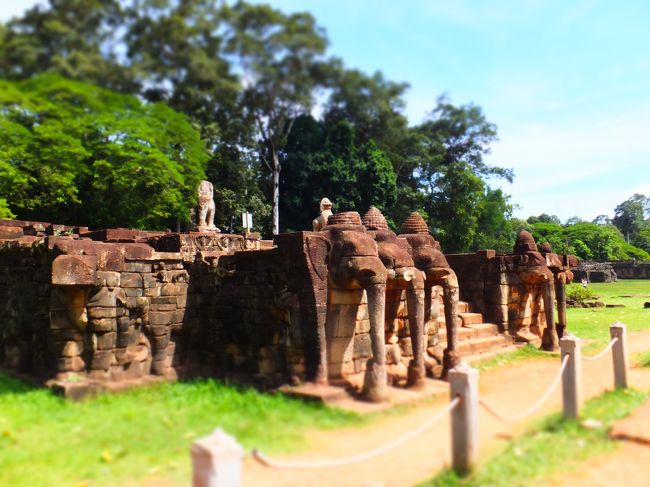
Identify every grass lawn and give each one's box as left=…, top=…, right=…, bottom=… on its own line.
left=566, top=279, right=650, bottom=351
left=0, top=375, right=362, bottom=486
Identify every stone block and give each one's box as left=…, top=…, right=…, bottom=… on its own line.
left=149, top=323, right=170, bottom=336
left=326, top=305, right=358, bottom=339
left=328, top=288, right=365, bottom=305
left=327, top=336, right=354, bottom=366
left=142, top=273, right=158, bottom=288
left=399, top=337, right=413, bottom=357
left=57, top=356, right=85, bottom=372
left=144, top=286, right=161, bottom=297
left=121, top=272, right=143, bottom=288
left=123, top=262, right=152, bottom=273
left=87, top=287, right=122, bottom=308
left=176, top=294, right=188, bottom=308
left=90, top=350, right=113, bottom=370
left=95, top=271, right=120, bottom=287
left=60, top=341, right=83, bottom=358
left=96, top=332, right=117, bottom=350
left=151, top=303, right=176, bottom=312
left=353, top=333, right=372, bottom=359
left=125, top=287, right=143, bottom=297
left=90, top=317, right=116, bottom=332
left=52, top=254, right=96, bottom=286
left=151, top=296, right=177, bottom=306
left=355, top=319, right=370, bottom=334
left=87, top=307, right=117, bottom=319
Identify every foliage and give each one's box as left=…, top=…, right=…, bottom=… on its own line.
left=0, top=375, right=361, bottom=486
left=280, top=116, right=397, bottom=231
left=565, top=283, right=596, bottom=302
left=0, top=74, right=208, bottom=228
left=527, top=221, right=649, bottom=262
left=612, top=193, right=649, bottom=240
left=631, top=226, right=650, bottom=254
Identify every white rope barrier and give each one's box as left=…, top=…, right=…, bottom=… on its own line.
left=581, top=337, right=618, bottom=361
left=252, top=396, right=460, bottom=469
left=478, top=354, right=570, bottom=423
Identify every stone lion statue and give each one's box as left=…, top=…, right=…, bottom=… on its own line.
left=194, top=180, right=219, bottom=232
left=312, top=197, right=333, bottom=232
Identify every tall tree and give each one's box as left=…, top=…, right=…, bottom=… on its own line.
left=612, top=193, right=649, bottom=242
left=223, top=1, right=329, bottom=234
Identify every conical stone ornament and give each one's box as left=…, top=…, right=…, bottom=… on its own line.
left=400, top=212, right=429, bottom=234
left=362, top=206, right=389, bottom=231
left=327, top=211, right=362, bottom=226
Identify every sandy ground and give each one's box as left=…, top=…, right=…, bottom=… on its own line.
left=240, top=330, right=650, bottom=487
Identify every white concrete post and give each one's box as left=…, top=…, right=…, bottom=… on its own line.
left=449, top=363, right=479, bottom=474
left=560, top=335, right=582, bottom=419
left=610, top=322, right=629, bottom=389
left=191, top=428, right=244, bottom=487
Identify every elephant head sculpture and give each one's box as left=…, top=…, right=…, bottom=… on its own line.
left=398, top=212, right=461, bottom=378
left=325, top=211, right=389, bottom=402
left=513, top=231, right=558, bottom=351
left=539, top=242, right=578, bottom=340
left=362, top=207, right=426, bottom=389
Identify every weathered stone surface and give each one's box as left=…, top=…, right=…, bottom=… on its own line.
left=87, top=307, right=117, bottom=319
left=121, top=272, right=143, bottom=288
left=52, top=254, right=97, bottom=286
left=90, top=318, right=116, bottom=332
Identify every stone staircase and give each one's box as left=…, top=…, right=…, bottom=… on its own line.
left=436, top=300, right=516, bottom=363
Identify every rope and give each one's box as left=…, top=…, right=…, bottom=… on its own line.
left=581, top=337, right=618, bottom=361
left=252, top=396, right=460, bottom=469
left=479, top=354, right=570, bottom=423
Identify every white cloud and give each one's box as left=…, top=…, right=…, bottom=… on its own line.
left=0, top=1, right=43, bottom=21
left=488, top=101, right=650, bottom=220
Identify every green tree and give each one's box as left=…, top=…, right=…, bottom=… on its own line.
left=0, top=74, right=208, bottom=229
left=612, top=193, right=649, bottom=242
left=279, top=115, right=396, bottom=232
left=223, top=1, right=329, bottom=235
left=0, top=0, right=134, bottom=91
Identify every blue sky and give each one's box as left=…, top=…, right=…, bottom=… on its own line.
left=3, top=0, right=650, bottom=222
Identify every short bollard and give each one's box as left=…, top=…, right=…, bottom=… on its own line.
left=191, top=428, right=244, bottom=487
left=449, top=363, right=478, bottom=475
left=610, top=322, right=629, bottom=389
left=560, top=335, right=582, bottom=419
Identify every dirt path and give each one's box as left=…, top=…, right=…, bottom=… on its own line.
left=242, top=330, right=650, bottom=487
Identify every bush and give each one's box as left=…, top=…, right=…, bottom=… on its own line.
left=566, top=283, right=596, bottom=301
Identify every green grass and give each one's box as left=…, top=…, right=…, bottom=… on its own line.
left=566, top=280, right=650, bottom=351
left=421, top=388, right=650, bottom=487
left=0, top=373, right=362, bottom=487
left=634, top=351, right=650, bottom=368
left=476, top=344, right=553, bottom=372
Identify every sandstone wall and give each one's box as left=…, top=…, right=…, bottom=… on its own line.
left=611, top=261, right=650, bottom=279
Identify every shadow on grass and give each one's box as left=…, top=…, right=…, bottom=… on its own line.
left=0, top=370, right=40, bottom=396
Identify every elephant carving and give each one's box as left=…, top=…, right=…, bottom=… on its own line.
left=323, top=211, right=389, bottom=402
left=513, top=231, right=558, bottom=351
left=539, top=242, right=578, bottom=340
left=398, top=212, right=461, bottom=378
left=362, top=207, right=426, bottom=389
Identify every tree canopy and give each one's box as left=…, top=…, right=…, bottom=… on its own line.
left=0, top=74, right=208, bottom=229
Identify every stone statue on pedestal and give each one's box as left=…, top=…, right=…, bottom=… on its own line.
left=193, top=180, right=219, bottom=233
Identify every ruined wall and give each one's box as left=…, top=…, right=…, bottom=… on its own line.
left=0, top=243, right=51, bottom=376
left=447, top=251, right=557, bottom=339
left=611, top=261, right=650, bottom=279
left=573, top=261, right=617, bottom=283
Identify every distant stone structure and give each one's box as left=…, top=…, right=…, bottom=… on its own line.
left=610, top=261, right=650, bottom=279
left=573, top=261, right=617, bottom=283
